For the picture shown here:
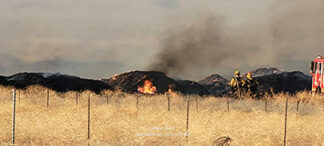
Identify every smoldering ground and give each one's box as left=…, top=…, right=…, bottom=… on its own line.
left=148, top=0, right=324, bottom=80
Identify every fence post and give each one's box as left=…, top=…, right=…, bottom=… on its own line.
left=283, top=97, right=288, bottom=146
left=46, top=89, right=50, bottom=108
left=88, top=96, right=91, bottom=141
left=167, top=94, right=170, bottom=111
left=18, top=90, right=20, bottom=104
left=106, top=94, right=109, bottom=105
left=12, top=89, right=16, bottom=145
left=265, top=99, right=268, bottom=113
left=196, top=96, right=198, bottom=112
left=76, top=92, right=79, bottom=105
left=136, top=95, right=139, bottom=109
left=227, top=97, right=230, bottom=112
left=186, top=98, right=190, bottom=139
left=296, top=100, right=300, bottom=114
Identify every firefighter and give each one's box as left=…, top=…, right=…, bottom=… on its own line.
left=245, top=72, right=258, bottom=96
left=230, top=70, right=245, bottom=98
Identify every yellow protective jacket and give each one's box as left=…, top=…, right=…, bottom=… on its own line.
left=230, top=76, right=245, bottom=88
left=245, top=77, right=258, bottom=91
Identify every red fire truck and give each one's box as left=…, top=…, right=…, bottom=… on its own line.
left=310, top=55, right=324, bottom=94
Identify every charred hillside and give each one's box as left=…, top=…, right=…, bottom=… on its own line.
left=255, top=71, right=311, bottom=94
left=246, top=67, right=283, bottom=77
left=0, top=68, right=312, bottom=96
left=0, top=72, right=111, bottom=93
left=104, top=71, right=209, bottom=95
left=197, top=68, right=311, bottom=96
left=198, top=74, right=230, bottom=96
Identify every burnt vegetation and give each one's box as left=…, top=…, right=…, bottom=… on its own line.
left=0, top=67, right=312, bottom=97
left=0, top=72, right=111, bottom=94
left=103, top=71, right=209, bottom=96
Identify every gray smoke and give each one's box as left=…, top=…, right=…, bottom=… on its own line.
left=148, top=15, right=269, bottom=79
left=148, top=16, right=239, bottom=79
left=1, top=0, right=324, bottom=79
left=0, top=55, right=125, bottom=79
left=148, top=0, right=324, bottom=79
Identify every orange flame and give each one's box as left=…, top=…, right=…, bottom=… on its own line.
left=112, top=74, right=117, bottom=80
left=168, top=88, right=173, bottom=93
left=138, top=80, right=157, bottom=94
left=167, top=84, right=177, bottom=95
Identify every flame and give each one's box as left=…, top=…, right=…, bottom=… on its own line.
left=112, top=74, right=117, bottom=81
left=168, top=88, right=173, bottom=93
left=167, top=84, right=177, bottom=95
left=138, top=80, right=157, bottom=94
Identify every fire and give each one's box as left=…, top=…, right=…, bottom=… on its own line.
left=138, top=80, right=157, bottom=94
left=112, top=74, right=118, bottom=80
left=167, top=84, right=177, bottom=95
left=168, top=88, right=173, bottom=93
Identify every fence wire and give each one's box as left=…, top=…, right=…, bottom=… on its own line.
left=0, top=86, right=324, bottom=145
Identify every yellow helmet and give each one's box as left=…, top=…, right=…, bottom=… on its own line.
left=247, top=72, right=252, bottom=79
left=235, top=70, right=240, bottom=76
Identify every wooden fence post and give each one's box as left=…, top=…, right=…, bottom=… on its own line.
left=106, top=94, right=109, bottom=105
left=76, top=92, right=79, bottom=105
left=167, top=94, right=170, bottom=111
left=196, top=96, right=198, bottom=112
left=186, top=98, right=190, bottom=139
left=283, top=97, right=288, bottom=146
left=265, top=99, right=268, bottom=113
left=46, top=89, right=50, bottom=108
left=18, top=90, right=20, bottom=104
left=88, top=96, right=91, bottom=141
left=12, top=89, right=16, bottom=145
left=136, top=95, right=139, bottom=109
left=227, top=97, right=230, bottom=112
left=296, top=100, right=300, bottom=114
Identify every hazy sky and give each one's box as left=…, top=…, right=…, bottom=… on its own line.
left=0, top=0, right=323, bottom=79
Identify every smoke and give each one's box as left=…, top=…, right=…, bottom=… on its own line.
left=148, top=15, right=268, bottom=79
left=148, top=16, right=232, bottom=79
left=1, top=0, right=324, bottom=79
left=148, top=0, right=324, bottom=79
left=270, top=0, right=324, bottom=63
left=0, top=55, right=125, bottom=79
left=0, top=0, right=159, bottom=78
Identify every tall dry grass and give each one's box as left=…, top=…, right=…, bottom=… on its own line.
left=0, top=85, right=323, bottom=145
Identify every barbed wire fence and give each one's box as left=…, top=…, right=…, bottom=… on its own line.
left=0, top=87, right=323, bottom=145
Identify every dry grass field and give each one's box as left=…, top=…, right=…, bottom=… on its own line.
left=0, top=85, right=324, bottom=145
